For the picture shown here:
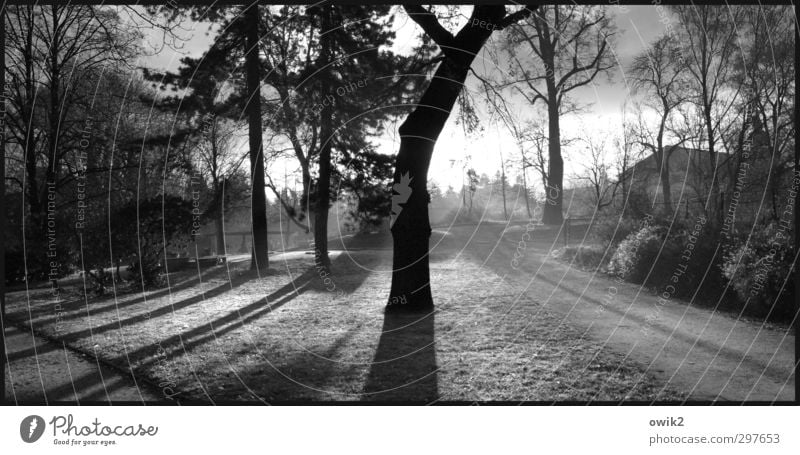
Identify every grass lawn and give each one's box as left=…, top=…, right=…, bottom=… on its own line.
left=5, top=233, right=679, bottom=402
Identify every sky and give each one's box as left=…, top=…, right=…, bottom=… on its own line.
left=137, top=5, right=670, bottom=194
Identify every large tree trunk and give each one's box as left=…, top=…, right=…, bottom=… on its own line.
left=314, top=153, right=331, bottom=270
left=313, top=5, right=333, bottom=271
left=658, top=158, right=673, bottom=215
left=388, top=4, right=528, bottom=310
left=542, top=99, right=563, bottom=225
left=1, top=10, right=5, bottom=318
left=389, top=17, right=501, bottom=309
left=244, top=4, right=269, bottom=271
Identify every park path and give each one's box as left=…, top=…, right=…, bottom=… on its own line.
left=439, top=223, right=795, bottom=401
left=4, top=324, right=160, bottom=403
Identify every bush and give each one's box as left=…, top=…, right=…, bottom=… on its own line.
left=721, top=223, right=795, bottom=319
left=607, top=218, right=726, bottom=297
left=607, top=224, right=672, bottom=284
left=113, top=196, right=194, bottom=288
left=589, top=215, right=644, bottom=248
left=555, top=245, right=609, bottom=271
left=599, top=216, right=792, bottom=322
left=666, top=222, right=727, bottom=300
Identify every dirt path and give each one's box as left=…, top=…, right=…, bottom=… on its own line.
left=4, top=324, right=160, bottom=403
left=439, top=223, right=795, bottom=401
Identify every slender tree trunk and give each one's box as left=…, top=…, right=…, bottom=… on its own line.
left=23, top=8, right=40, bottom=224
left=313, top=5, right=333, bottom=271
left=542, top=98, right=563, bottom=224
left=301, top=166, right=313, bottom=233
left=521, top=161, right=531, bottom=218
left=42, top=6, right=61, bottom=283
left=500, top=153, right=508, bottom=219
left=244, top=4, right=269, bottom=271
left=283, top=171, right=291, bottom=247
left=702, top=95, right=721, bottom=226
left=461, top=175, right=467, bottom=207
left=656, top=126, right=673, bottom=214
left=659, top=159, right=672, bottom=214
left=214, top=211, right=225, bottom=256
left=284, top=197, right=291, bottom=247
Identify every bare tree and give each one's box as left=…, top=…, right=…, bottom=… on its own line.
left=195, top=117, right=247, bottom=256
left=519, top=118, right=550, bottom=205
left=501, top=5, right=616, bottom=224
left=4, top=5, right=137, bottom=234
left=733, top=5, right=795, bottom=221
left=628, top=34, right=687, bottom=214
left=574, top=132, right=618, bottom=211
left=466, top=168, right=479, bottom=216
left=476, top=74, right=541, bottom=220
left=671, top=5, right=744, bottom=225
left=498, top=149, right=508, bottom=220
left=613, top=110, right=638, bottom=214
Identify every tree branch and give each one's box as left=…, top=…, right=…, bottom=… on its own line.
left=495, top=5, right=539, bottom=30
left=403, top=5, right=454, bottom=48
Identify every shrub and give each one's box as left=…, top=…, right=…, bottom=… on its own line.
left=589, top=215, right=643, bottom=248
left=607, top=224, right=671, bottom=284
left=721, top=223, right=795, bottom=319
left=555, top=245, right=609, bottom=271
left=608, top=218, right=726, bottom=295
left=601, top=216, right=792, bottom=322
left=113, top=196, right=194, bottom=288
left=665, top=221, right=726, bottom=300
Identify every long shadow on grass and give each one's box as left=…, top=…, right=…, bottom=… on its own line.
left=126, top=253, right=377, bottom=374
left=42, top=369, right=135, bottom=403
left=5, top=353, right=137, bottom=403
left=362, top=310, right=437, bottom=402
left=228, top=326, right=363, bottom=401
left=46, top=271, right=253, bottom=344
left=29, top=266, right=232, bottom=326
left=8, top=268, right=246, bottom=361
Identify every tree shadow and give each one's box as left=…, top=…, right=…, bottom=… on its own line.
left=33, top=266, right=233, bottom=325
left=126, top=272, right=314, bottom=371
left=42, top=369, right=133, bottom=403
left=3, top=324, right=145, bottom=404
left=225, top=326, right=363, bottom=402
left=8, top=266, right=232, bottom=327
left=129, top=251, right=377, bottom=372
left=58, top=271, right=253, bottom=342
left=362, top=310, right=438, bottom=402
